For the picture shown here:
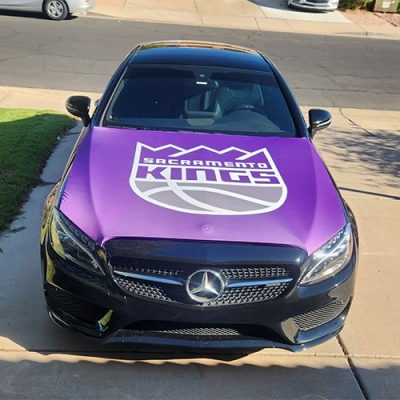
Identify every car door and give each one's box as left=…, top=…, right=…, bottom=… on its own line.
left=4, top=0, right=42, bottom=10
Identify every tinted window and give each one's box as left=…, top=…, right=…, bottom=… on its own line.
left=104, top=66, right=296, bottom=137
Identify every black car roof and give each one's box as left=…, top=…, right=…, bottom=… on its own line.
left=128, top=41, right=272, bottom=72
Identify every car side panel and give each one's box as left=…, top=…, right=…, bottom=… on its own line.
left=0, top=0, right=95, bottom=13
left=0, top=0, right=42, bottom=11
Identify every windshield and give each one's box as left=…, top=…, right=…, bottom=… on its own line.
left=103, top=65, right=296, bottom=137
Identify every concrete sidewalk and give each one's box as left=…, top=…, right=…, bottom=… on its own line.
left=0, top=86, right=400, bottom=398
left=86, top=0, right=400, bottom=39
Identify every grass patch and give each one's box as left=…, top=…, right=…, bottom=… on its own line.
left=0, top=108, right=75, bottom=232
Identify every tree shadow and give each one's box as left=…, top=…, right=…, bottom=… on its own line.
left=314, top=126, right=400, bottom=195
left=0, top=355, right=398, bottom=398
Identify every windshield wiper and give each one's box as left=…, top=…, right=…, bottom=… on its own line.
left=103, top=121, right=151, bottom=130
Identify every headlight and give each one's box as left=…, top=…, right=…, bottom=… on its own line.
left=49, top=209, right=105, bottom=275
left=300, top=223, right=353, bottom=285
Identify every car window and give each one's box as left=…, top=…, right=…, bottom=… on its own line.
left=104, top=66, right=296, bottom=137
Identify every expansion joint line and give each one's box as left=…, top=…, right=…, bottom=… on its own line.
left=339, top=108, right=374, bottom=137
left=336, top=335, right=369, bottom=400
left=374, top=13, right=398, bottom=27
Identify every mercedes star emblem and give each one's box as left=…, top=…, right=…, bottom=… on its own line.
left=186, top=270, right=225, bottom=303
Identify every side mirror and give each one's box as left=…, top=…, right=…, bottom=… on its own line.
left=308, top=109, right=332, bottom=138
left=66, top=96, right=91, bottom=127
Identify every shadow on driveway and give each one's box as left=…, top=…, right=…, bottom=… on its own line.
left=315, top=126, right=400, bottom=195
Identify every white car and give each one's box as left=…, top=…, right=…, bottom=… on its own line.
left=0, top=0, right=95, bottom=20
left=288, top=0, right=339, bottom=11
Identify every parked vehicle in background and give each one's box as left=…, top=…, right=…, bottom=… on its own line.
left=0, top=0, right=95, bottom=20
left=288, top=0, right=339, bottom=12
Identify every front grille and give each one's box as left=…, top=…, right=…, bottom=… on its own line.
left=111, top=257, right=294, bottom=306
left=307, top=0, right=330, bottom=3
left=116, top=276, right=290, bottom=306
left=211, top=284, right=289, bottom=305
left=115, top=277, right=175, bottom=302
left=220, top=266, right=289, bottom=279
left=293, top=298, right=350, bottom=331
left=112, top=258, right=290, bottom=280
left=127, top=321, right=278, bottom=340
left=112, top=258, right=184, bottom=277
left=46, top=285, right=108, bottom=324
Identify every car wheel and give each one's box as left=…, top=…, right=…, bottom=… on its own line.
left=44, top=0, right=69, bottom=20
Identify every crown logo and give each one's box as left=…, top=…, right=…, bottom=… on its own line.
left=130, top=143, right=287, bottom=215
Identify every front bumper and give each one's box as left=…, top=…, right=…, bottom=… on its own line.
left=41, top=236, right=357, bottom=352
left=67, top=0, right=95, bottom=14
left=290, top=0, right=338, bottom=11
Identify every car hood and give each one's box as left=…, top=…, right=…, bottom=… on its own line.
left=59, top=127, right=346, bottom=255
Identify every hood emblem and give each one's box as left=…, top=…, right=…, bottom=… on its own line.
left=186, top=270, right=225, bottom=303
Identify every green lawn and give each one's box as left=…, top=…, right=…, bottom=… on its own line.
left=0, top=108, right=75, bottom=232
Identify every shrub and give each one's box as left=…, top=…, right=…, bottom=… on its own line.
left=339, top=0, right=372, bottom=10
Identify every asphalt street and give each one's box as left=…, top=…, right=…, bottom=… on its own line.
left=0, top=14, right=400, bottom=110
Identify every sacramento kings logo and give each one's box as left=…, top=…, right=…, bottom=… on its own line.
left=129, top=143, right=287, bottom=215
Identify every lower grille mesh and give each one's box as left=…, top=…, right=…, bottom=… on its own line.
left=293, top=298, right=350, bottom=331
left=46, top=285, right=108, bottom=324
left=127, top=321, right=277, bottom=339
left=132, top=323, right=241, bottom=336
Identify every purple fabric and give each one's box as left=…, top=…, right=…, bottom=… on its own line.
left=59, top=127, right=346, bottom=255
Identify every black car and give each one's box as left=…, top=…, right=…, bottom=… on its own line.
left=40, top=41, right=358, bottom=351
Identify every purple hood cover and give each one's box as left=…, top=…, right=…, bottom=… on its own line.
left=59, top=127, right=346, bottom=255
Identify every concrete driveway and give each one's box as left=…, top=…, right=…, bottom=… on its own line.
left=0, top=88, right=399, bottom=398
